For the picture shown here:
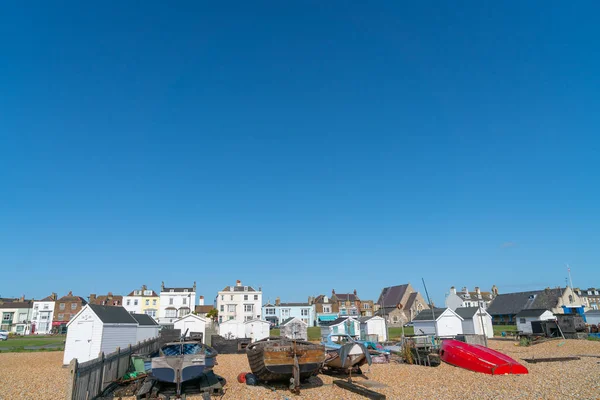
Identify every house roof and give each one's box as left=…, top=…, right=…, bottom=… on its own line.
left=221, top=285, right=257, bottom=292
left=279, top=302, right=311, bottom=307
left=515, top=309, right=552, bottom=318
left=58, top=294, right=88, bottom=304
left=244, top=319, right=270, bottom=324
left=90, top=294, right=123, bottom=306
left=175, top=313, right=206, bottom=322
left=358, top=316, right=377, bottom=323
left=487, top=288, right=566, bottom=316
left=413, top=308, right=449, bottom=321
left=126, top=289, right=159, bottom=297
left=39, top=295, right=56, bottom=302
left=131, top=313, right=159, bottom=326
left=88, top=304, right=137, bottom=324
left=454, top=307, right=481, bottom=319
left=162, top=288, right=195, bottom=293
left=195, top=305, right=214, bottom=314
left=0, top=301, right=33, bottom=309
left=321, top=317, right=357, bottom=326
left=457, top=291, right=494, bottom=301
left=376, top=284, right=409, bottom=307
left=313, top=295, right=333, bottom=304
left=585, top=309, right=600, bottom=315
left=334, top=293, right=359, bottom=302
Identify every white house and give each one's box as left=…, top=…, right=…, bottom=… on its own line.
left=158, top=282, right=197, bottom=325
left=515, top=309, right=555, bottom=334
left=174, top=314, right=208, bottom=343
left=320, top=317, right=361, bottom=340
left=262, top=298, right=315, bottom=327
left=280, top=317, right=308, bottom=340
left=585, top=310, right=600, bottom=326
left=32, top=294, right=57, bottom=335
left=445, top=286, right=498, bottom=311
left=216, top=280, right=262, bottom=323
left=218, top=319, right=246, bottom=339
left=454, top=307, right=494, bottom=338
left=63, top=304, right=139, bottom=365
left=0, top=300, right=34, bottom=335
left=359, top=315, right=388, bottom=342
left=244, top=319, right=270, bottom=342
left=132, top=313, right=160, bottom=342
left=412, top=308, right=463, bottom=337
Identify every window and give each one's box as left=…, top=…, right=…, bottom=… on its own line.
left=58, top=313, right=64, bottom=320
left=169, top=298, right=174, bottom=305
left=165, top=309, right=177, bottom=318
left=322, top=306, right=331, bottom=313
left=170, top=289, right=174, bottom=292
left=145, top=310, right=156, bottom=317
left=127, top=299, right=131, bottom=306
left=230, top=295, right=234, bottom=301
left=588, top=291, right=593, bottom=295
left=595, top=291, right=599, bottom=296
left=59, top=303, right=65, bottom=310
left=254, top=295, right=258, bottom=300
left=144, top=290, right=152, bottom=296
left=244, top=295, right=248, bottom=300
left=568, top=295, right=574, bottom=303
left=221, top=295, right=224, bottom=301
left=281, top=308, right=290, bottom=317
left=363, top=303, right=371, bottom=309
left=184, top=289, right=188, bottom=292
left=71, top=303, right=77, bottom=310
left=18, top=313, right=27, bottom=322
left=228, top=316, right=234, bottom=320
left=265, top=308, right=275, bottom=315
left=245, top=315, right=253, bottom=321
left=519, top=318, right=526, bottom=324
left=220, top=305, right=224, bottom=312
left=218, top=316, right=223, bottom=323
left=34, top=305, right=39, bottom=310
left=244, top=304, right=253, bottom=313
left=153, top=299, right=157, bottom=305
left=183, top=298, right=187, bottom=305
left=2, top=313, right=12, bottom=321
left=134, top=299, right=138, bottom=306
left=43, top=304, right=49, bottom=310
left=145, top=300, right=149, bottom=306
left=228, top=304, right=236, bottom=312
left=301, top=309, right=309, bottom=316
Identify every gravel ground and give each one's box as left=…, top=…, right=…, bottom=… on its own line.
left=0, top=339, right=598, bottom=399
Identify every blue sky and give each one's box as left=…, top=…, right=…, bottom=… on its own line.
left=1, top=2, right=599, bottom=306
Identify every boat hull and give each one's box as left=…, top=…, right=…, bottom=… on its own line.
left=324, top=343, right=369, bottom=370
left=440, top=339, right=528, bottom=375
left=247, top=337, right=326, bottom=382
left=151, top=341, right=218, bottom=383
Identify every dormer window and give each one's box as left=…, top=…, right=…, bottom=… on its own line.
left=528, top=295, right=535, bottom=300
left=595, top=291, right=599, bottom=296
left=184, top=289, right=189, bottom=292
left=588, top=291, right=592, bottom=295
left=244, top=286, right=248, bottom=291
left=170, top=289, right=174, bottom=293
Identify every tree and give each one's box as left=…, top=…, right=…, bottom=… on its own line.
left=206, top=308, right=218, bottom=321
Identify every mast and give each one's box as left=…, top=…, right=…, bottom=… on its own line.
left=422, top=278, right=437, bottom=337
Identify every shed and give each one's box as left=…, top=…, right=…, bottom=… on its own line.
left=218, top=319, right=246, bottom=339
left=244, top=319, right=271, bottom=342
left=359, top=315, right=387, bottom=342
left=174, top=314, right=207, bottom=343
left=515, top=309, right=555, bottom=334
left=63, top=304, right=138, bottom=365
left=454, top=307, right=494, bottom=338
left=585, top=310, right=600, bottom=326
left=280, top=317, right=308, bottom=340
left=132, top=313, right=160, bottom=342
left=320, top=317, right=360, bottom=340
left=412, top=308, right=463, bottom=337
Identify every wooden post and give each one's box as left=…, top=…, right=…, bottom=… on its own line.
left=66, top=358, right=78, bottom=400
left=97, top=352, right=105, bottom=396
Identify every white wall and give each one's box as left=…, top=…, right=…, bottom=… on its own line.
left=100, top=325, right=139, bottom=355
left=123, top=296, right=143, bottom=314
left=244, top=320, right=270, bottom=342
left=174, top=315, right=207, bottom=343
left=32, top=301, right=55, bottom=335
left=218, top=320, right=246, bottom=339
left=462, top=315, right=494, bottom=338
left=516, top=311, right=555, bottom=334
left=586, top=313, right=600, bottom=326
left=216, top=285, right=263, bottom=323
left=361, top=317, right=387, bottom=342
left=437, top=313, right=463, bottom=337
left=445, top=293, right=463, bottom=311
left=136, top=325, right=160, bottom=343
left=413, top=321, right=436, bottom=335
left=63, top=306, right=104, bottom=364
left=159, top=290, right=196, bottom=324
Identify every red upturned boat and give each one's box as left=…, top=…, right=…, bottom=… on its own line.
left=440, top=339, right=528, bottom=375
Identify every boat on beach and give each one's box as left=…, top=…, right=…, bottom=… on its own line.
left=321, top=334, right=371, bottom=371
left=440, top=339, right=528, bottom=375
left=246, top=337, right=326, bottom=391
left=151, top=340, right=218, bottom=395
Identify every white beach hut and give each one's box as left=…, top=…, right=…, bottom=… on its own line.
left=280, top=317, right=308, bottom=340
left=454, top=307, right=494, bottom=338
left=218, top=319, right=246, bottom=339
left=132, top=314, right=160, bottom=342
left=359, top=315, right=388, bottom=342
left=515, top=309, right=555, bottom=334
left=412, top=308, right=463, bottom=337
left=174, top=314, right=207, bottom=343
left=244, top=319, right=270, bottom=342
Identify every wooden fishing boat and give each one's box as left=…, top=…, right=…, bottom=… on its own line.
left=151, top=341, right=218, bottom=396
left=246, top=337, right=326, bottom=388
left=440, top=339, right=528, bottom=375
left=321, top=334, right=371, bottom=371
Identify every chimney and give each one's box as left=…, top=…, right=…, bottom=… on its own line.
left=199, top=296, right=204, bottom=306
left=108, top=292, right=113, bottom=297
left=275, top=297, right=281, bottom=306
left=161, top=281, right=165, bottom=291
left=475, top=287, right=481, bottom=298
left=142, top=284, right=147, bottom=291
left=68, top=291, right=73, bottom=296
left=193, top=281, right=196, bottom=292
left=332, top=289, right=336, bottom=295
left=90, top=294, right=96, bottom=302
left=52, top=292, right=57, bottom=301
left=353, top=289, right=357, bottom=296
left=308, top=296, right=313, bottom=305
left=491, top=285, right=498, bottom=296
left=20, top=295, right=25, bottom=302
left=236, top=280, right=242, bottom=287
left=450, top=286, right=457, bottom=295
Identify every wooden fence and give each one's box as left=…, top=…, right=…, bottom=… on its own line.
left=65, top=337, right=160, bottom=400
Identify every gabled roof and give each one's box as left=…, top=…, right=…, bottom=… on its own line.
left=377, top=284, right=409, bottom=307
left=58, top=294, right=88, bottom=304
left=413, top=308, right=453, bottom=321
left=358, top=316, right=380, bottom=323
left=321, top=317, right=358, bottom=327
left=221, top=285, right=257, bottom=292
left=244, top=319, right=270, bottom=325
left=39, top=295, right=56, bottom=302
left=280, top=317, right=307, bottom=326
left=195, top=305, right=214, bottom=314
left=175, top=313, right=206, bottom=323
left=131, top=313, right=159, bottom=326
left=162, top=287, right=194, bottom=293
left=90, top=294, right=123, bottom=306
left=585, top=309, right=600, bottom=315
left=313, top=295, right=333, bottom=304
left=515, top=309, right=552, bottom=318
left=487, top=288, right=566, bottom=316
left=454, top=307, right=483, bottom=319
left=126, top=289, right=159, bottom=297
left=279, top=302, right=311, bottom=307
left=334, top=293, right=359, bottom=302
left=0, top=301, right=33, bottom=309
left=88, top=304, right=137, bottom=324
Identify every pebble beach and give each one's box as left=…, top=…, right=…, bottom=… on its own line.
left=0, top=339, right=599, bottom=399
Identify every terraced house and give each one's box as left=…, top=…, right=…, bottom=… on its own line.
left=32, top=293, right=57, bottom=335
left=158, top=281, right=196, bottom=325
left=262, top=297, right=315, bottom=326
left=574, top=287, right=600, bottom=310
left=0, top=298, right=34, bottom=334
left=53, top=291, right=88, bottom=332
left=331, top=289, right=361, bottom=317
left=123, top=285, right=160, bottom=319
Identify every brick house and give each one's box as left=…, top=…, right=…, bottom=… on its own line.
left=53, top=291, right=87, bottom=331
left=88, top=292, right=123, bottom=307
left=331, top=289, right=362, bottom=317
left=375, top=283, right=429, bottom=326
left=312, top=294, right=340, bottom=325
left=360, top=300, right=375, bottom=317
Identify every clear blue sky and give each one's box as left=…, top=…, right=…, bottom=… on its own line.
left=1, top=2, right=599, bottom=306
